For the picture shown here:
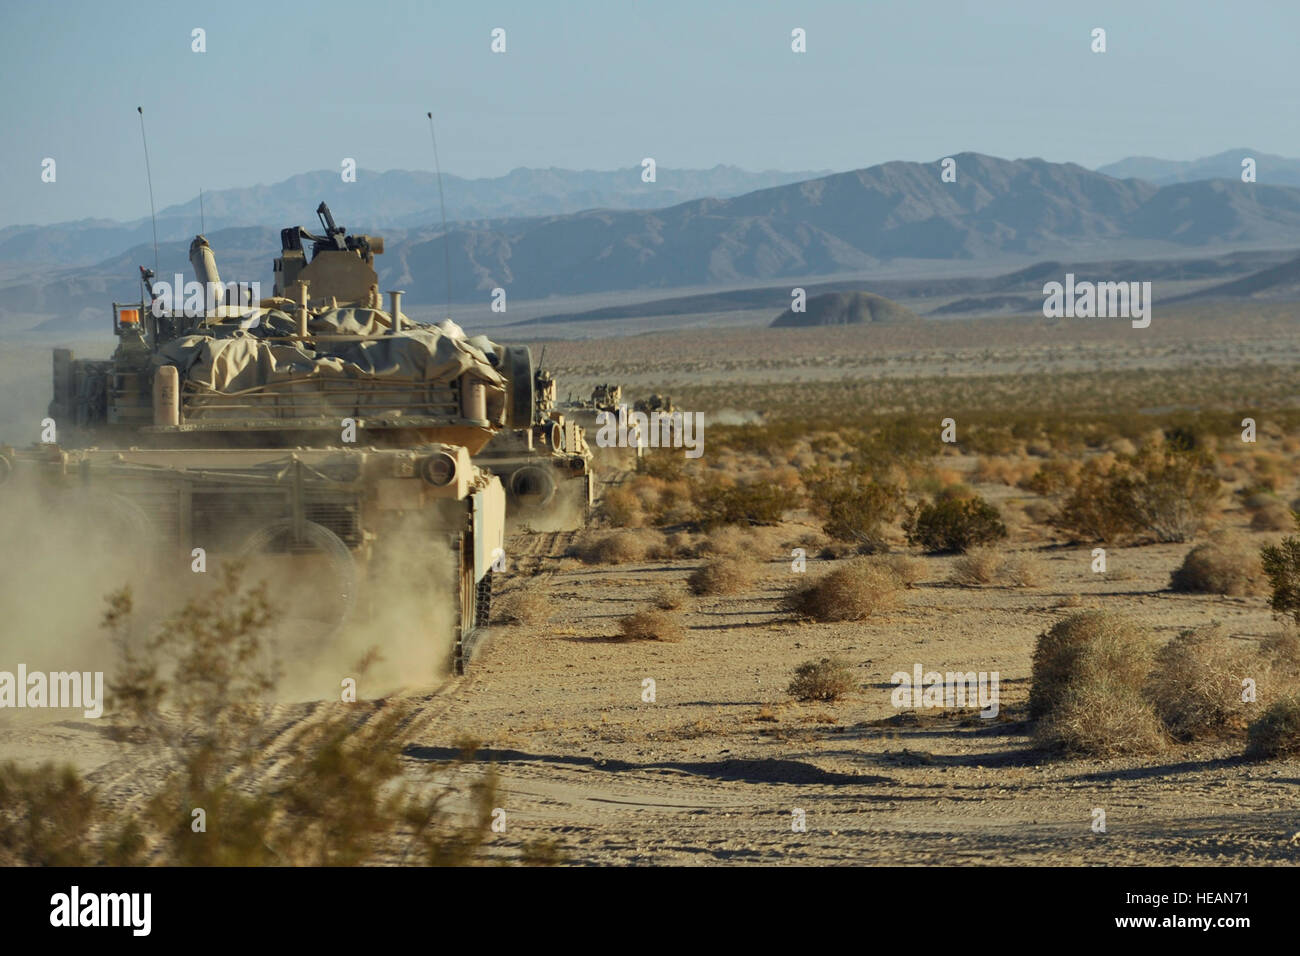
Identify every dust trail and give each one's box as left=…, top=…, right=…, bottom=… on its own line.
left=0, top=478, right=141, bottom=677
left=244, top=513, right=458, bottom=702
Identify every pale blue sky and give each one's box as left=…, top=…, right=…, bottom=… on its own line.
left=1, top=0, right=1297, bottom=226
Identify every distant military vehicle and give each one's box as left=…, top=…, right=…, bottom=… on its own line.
left=0, top=203, right=509, bottom=676
left=470, top=356, right=594, bottom=532
left=561, top=384, right=645, bottom=460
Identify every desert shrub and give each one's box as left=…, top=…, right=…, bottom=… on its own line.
left=903, top=496, right=1007, bottom=553
left=652, top=586, right=685, bottom=610
left=1020, top=459, right=1081, bottom=496
left=1250, top=500, right=1293, bottom=531
left=637, top=451, right=687, bottom=481
left=1030, top=612, right=1152, bottom=718
left=1245, top=696, right=1300, bottom=759
left=936, top=482, right=976, bottom=502
left=688, top=555, right=757, bottom=596
left=98, top=567, right=509, bottom=866
left=1260, top=628, right=1300, bottom=676
left=949, top=549, right=1040, bottom=587
left=974, top=456, right=1034, bottom=486
left=1261, top=523, right=1300, bottom=624
left=1029, top=611, right=1164, bottom=755
left=781, top=558, right=903, bottom=622
left=788, top=657, right=856, bottom=701
left=498, top=586, right=551, bottom=626
left=600, top=486, right=643, bottom=527
left=571, top=531, right=648, bottom=565
left=616, top=608, right=686, bottom=643
left=1052, top=459, right=1136, bottom=542
left=1121, top=447, right=1221, bottom=542
left=803, top=468, right=902, bottom=549
left=876, top=553, right=926, bottom=588
left=695, top=525, right=752, bottom=557
left=664, top=531, right=700, bottom=558
left=1055, top=448, right=1220, bottom=544
left=949, top=549, right=1001, bottom=585
left=1169, top=535, right=1265, bottom=596
left=0, top=762, right=127, bottom=866
left=1147, top=626, right=1256, bottom=740
left=691, top=478, right=799, bottom=528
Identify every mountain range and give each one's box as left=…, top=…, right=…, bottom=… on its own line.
left=6, top=151, right=1300, bottom=334
left=1097, top=149, right=1300, bottom=187
left=0, top=166, right=831, bottom=268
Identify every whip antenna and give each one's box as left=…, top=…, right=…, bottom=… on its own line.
left=136, top=107, right=159, bottom=273
left=199, top=188, right=205, bottom=234
left=426, top=111, right=453, bottom=321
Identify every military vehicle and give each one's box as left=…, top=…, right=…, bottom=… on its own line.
left=470, top=357, right=594, bottom=532
left=561, top=384, right=645, bottom=460
left=0, top=204, right=516, bottom=676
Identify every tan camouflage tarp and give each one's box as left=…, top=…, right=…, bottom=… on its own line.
left=156, top=308, right=504, bottom=393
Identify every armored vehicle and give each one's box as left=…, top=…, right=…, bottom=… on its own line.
left=560, top=384, right=645, bottom=461
left=0, top=204, right=510, bottom=676
left=470, top=356, right=594, bottom=532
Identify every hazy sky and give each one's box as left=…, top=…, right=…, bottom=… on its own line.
left=2, top=0, right=1297, bottom=226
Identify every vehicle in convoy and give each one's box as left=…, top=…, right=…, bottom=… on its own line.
left=470, top=356, right=594, bottom=532
left=0, top=204, right=513, bottom=676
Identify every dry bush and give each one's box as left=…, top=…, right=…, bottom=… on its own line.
left=974, top=456, right=1035, bottom=486
left=652, top=586, right=685, bottom=610
left=949, top=549, right=1041, bottom=587
left=1022, top=499, right=1057, bottom=525
left=1055, top=448, right=1220, bottom=544
left=0, top=762, right=133, bottom=866
left=1147, top=626, right=1257, bottom=740
left=1019, top=459, right=1081, bottom=496
left=1169, top=534, right=1266, bottom=596
left=616, top=608, right=686, bottom=643
left=903, top=496, right=1007, bottom=553
left=1260, top=628, right=1300, bottom=676
left=497, top=586, right=551, bottom=626
left=802, top=468, right=901, bottom=549
left=1245, top=696, right=1300, bottom=759
left=949, top=549, right=1002, bottom=585
left=696, top=525, right=753, bottom=557
left=781, top=558, right=903, bottom=622
left=688, top=555, right=758, bottom=596
left=663, top=530, right=701, bottom=558
left=1250, top=500, right=1293, bottom=531
left=51, top=567, right=519, bottom=867
left=876, top=553, right=926, bottom=588
left=691, top=476, right=799, bottom=528
left=935, top=482, right=975, bottom=503
left=787, top=657, right=856, bottom=701
left=599, top=486, right=644, bottom=528
left=1035, top=684, right=1167, bottom=757
left=571, top=531, right=648, bottom=565
left=1029, top=611, right=1165, bottom=755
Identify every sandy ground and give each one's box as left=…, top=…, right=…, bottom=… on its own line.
left=403, top=510, right=1300, bottom=866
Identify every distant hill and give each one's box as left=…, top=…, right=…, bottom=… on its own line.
left=1098, top=149, right=1300, bottom=187
left=1173, top=253, right=1300, bottom=302
left=0, top=165, right=832, bottom=267
left=771, top=291, right=919, bottom=327
left=11, top=152, right=1300, bottom=331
